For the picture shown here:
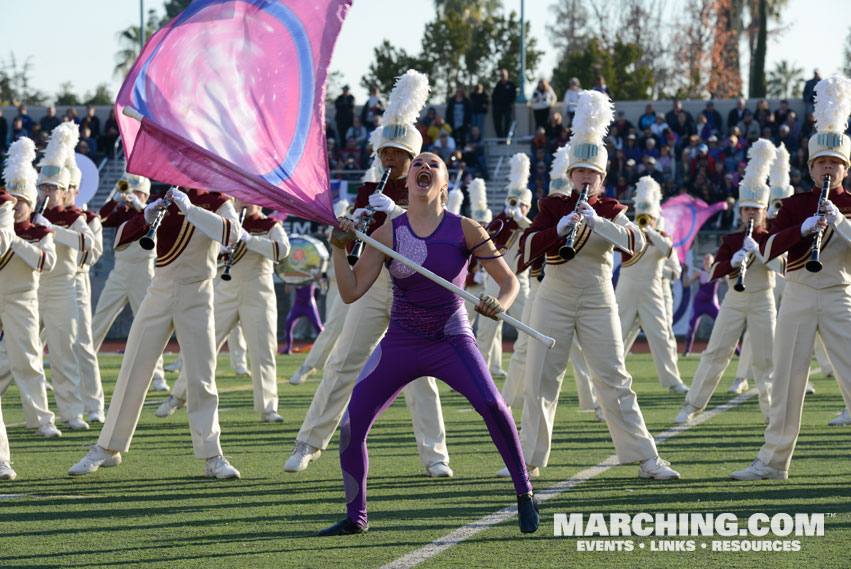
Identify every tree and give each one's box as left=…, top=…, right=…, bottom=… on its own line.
left=843, top=27, right=851, bottom=76
left=55, top=82, right=81, bottom=106
left=360, top=40, right=423, bottom=97
left=163, top=0, right=193, bottom=21
left=0, top=52, right=48, bottom=105
left=84, top=83, right=115, bottom=106
left=325, top=70, right=344, bottom=105
left=113, top=9, right=161, bottom=79
left=766, top=60, right=803, bottom=99
left=546, top=0, right=590, bottom=61
left=749, top=0, right=768, bottom=97
left=555, top=38, right=654, bottom=101
left=742, top=0, right=788, bottom=96
left=708, top=0, right=743, bottom=98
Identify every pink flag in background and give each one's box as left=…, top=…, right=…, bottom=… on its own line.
left=661, top=194, right=729, bottom=264
left=115, top=0, right=351, bottom=224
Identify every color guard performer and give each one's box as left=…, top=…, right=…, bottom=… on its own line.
left=616, top=176, right=689, bottom=393
left=68, top=186, right=241, bottom=478
left=157, top=197, right=289, bottom=423
left=513, top=91, right=679, bottom=480
left=35, top=122, right=94, bottom=431
left=681, top=253, right=721, bottom=356
left=733, top=76, right=851, bottom=480
left=675, top=139, right=782, bottom=425
left=0, top=138, right=61, bottom=439
left=285, top=71, right=451, bottom=477
left=92, top=174, right=170, bottom=393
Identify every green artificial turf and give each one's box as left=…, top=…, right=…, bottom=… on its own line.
left=0, top=352, right=848, bottom=568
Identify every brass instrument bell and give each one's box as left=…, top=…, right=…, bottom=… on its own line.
left=636, top=213, right=651, bottom=227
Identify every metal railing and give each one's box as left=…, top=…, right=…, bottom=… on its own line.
left=491, top=120, right=517, bottom=181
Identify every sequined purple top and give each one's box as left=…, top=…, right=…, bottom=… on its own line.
left=387, top=211, right=472, bottom=340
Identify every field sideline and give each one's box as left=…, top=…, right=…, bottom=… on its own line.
left=0, top=350, right=849, bottom=568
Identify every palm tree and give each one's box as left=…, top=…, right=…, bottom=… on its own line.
left=113, top=9, right=160, bottom=79
left=767, top=59, right=803, bottom=99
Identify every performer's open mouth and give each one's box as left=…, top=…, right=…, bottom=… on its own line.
left=416, top=171, right=432, bottom=187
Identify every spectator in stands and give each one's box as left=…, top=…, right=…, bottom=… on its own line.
left=76, top=138, right=92, bottom=160
left=761, top=126, right=776, bottom=145
left=695, top=113, right=712, bottom=141
left=80, top=125, right=98, bottom=157
left=706, top=135, right=723, bottom=161
left=737, top=110, right=760, bottom=141
left=561, top=77, right=582, bottom=121
left=638, top=104, right=656, bottom=131
left=662, top=178, right=680, bottom=198
left=665, top=100, right=693, bottom=130
left=727, top=97, right=747, bottom=133
left=592, top=75, right=609, bottom=95
left=491, top=68, right=517, bottom=138
left=360, top=86, right=385, bottom=133
left=801, top=110, right=816, bottom=140
left=39, top=105, right=61, bottom=134
left=671, top=111, right=696, bottom=139
left=690, top=144, right=714, bottom=176
left=83, top=104, right=101, bottom=137
left=341, top=155, right=360, bottom=179
left=623, top=133, right=642, bottom=163
left=530, top=127, right=548, bottom=154
left=64, top=107, right=80, bottom=125
left=35, top=129, right=49, bottom=151
left=416, top=106, right=438, bottom=148
left=340, top=136, right=363, bottom=168
left=530, top=78, right=556, bottom=130
left=335, top=85, right=355, bottom=147
left=470, top=83, right=488, bottom=135
left=641, top=136, right=660, bottom=160
left=101, top=109, right=120, bottom=155
left=15, top=105, right=33, bottom=136
left=802, top=69, right=820, bottom=113
left=624, top=158, right=639, bottom=187
left=721, top=134, right=742, bottom=171
left=531, top=161, right=549, bottom=191
left=683, top=134, right=701, bottom=161
left=426, top=115, right=452, bottom=147
left=637, top=154, right=656, bottom=177
left=325, top=120, right=338, bottom=146
left=545, top=112, right=566, bottom=140
left=462, top=125, right=489, bottom=180
left=446, top=87, right=472, bottom=147
left=0, top=109, right=6, bottom=152
left=657, top=145, right=675, bottom=182
left=550, top=127, right=570, bottom=153
left=650, top=113, right=670, bottom=139
left=10, top=117, right=27, bottom=143
left=345, top=117, right=368, bottom=149
left=702, top=101, right=723, bottom=135
left=432, top=130, right=456, bottom=162
left=327, top=138, right=342, bottom=171
left=774, top=99, right=791, bottom=127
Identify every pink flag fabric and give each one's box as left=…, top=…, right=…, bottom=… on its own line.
left=661, top=194, right=729, bottom=264
left=115, top=0, right=351, bottom=224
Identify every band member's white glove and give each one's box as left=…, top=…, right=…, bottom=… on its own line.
left=167, top=188, right=191, bottom=213
left=238, top=230, right=249, bottom=242
left=33, top=213, right=52, bottom=229
left=577, top=201, right=598, bottom=228
left=801, top=214, right=826, bottom=236
left=731, top=249, right=747, bottom=268
left=114, top=192, right=126, bottom=203
left=742, top=236, right=758, bottom=252
left=511, top=208, right=527, bottom=224
left=144, top=198, right=166, bottom=224
left=126, top=194, right=144, bottom=212
left=557, top=214, right=577, bottom=236
left=350, top=207, right=369, bottom=221
left=822, top=199, right=841, bottom=225
left=368, top=193, right=394, bottom=212
left=473, top=270, right=486, bottom=285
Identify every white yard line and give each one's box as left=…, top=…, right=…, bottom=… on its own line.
left=380, top=390, right=758, bottom=569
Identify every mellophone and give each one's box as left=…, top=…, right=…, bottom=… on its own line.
left=221, top=207, right=247, bottom=281
left=558, top=184, right=589, bottom=260
left=806, top=175, right=831, bottom=273
left=734, top=217, right=754, bottom=292
left=347, top=168, right=391, bottom=265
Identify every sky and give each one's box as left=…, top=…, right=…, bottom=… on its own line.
left=0, top=0, right=847, bottom=104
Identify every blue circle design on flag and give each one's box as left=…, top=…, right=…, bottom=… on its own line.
left=130, top=0, right=314, bottom=185
left=671, top=204, right=698, bottom=248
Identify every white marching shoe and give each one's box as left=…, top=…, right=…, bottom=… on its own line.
left=805, top=381, right=816, bottom=394
left=594, top=407, right=605, bottom=422
left=731, top=459, right=787, bottom=481
left=88, top=411, right=105, bottom=424
left=234, top=365, right=250, bottom=377
left=289, top=364, right=316, bottom=385
left=35, top=424, right=62, bottom=438
left=149, top=376, right=170, bottom=392
left=65, top=417, right=89, bottom=431
left=0, top=461, right=16, bottom=480
left=68, top=445, right=122, bottom=476
left=727, top=377, right=749, bottom=394
left=669, top=382, right=689, bottom=394
left=205, top=456, right=240, bottom=479
left=674, top=404, right=700, bottom=424
left=284, top=441, right=321, bottom=472
left=828, top=408, right=851, bottom=426
left=496, top=464, right=540, bottom=479
left=261, top=411, right=284, bottom=423
left=638, top=456, right=680, bottom=479
left=164, top=359, right=182, bottom=373
left=426, top=462, right=454, bottom=478
left=155, top=396, right=185, bottom=418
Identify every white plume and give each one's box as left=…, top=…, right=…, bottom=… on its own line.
left=40, top=122, right=77, bottom=167
left=368, top=126, right=383, bottom=156
left=447, top=187, right=463, bottom=214
left=570, top=90, right=614, bottom=145
left=769, top=143, right=791, bottom=190
left=468, top=177, right=488, bottom=210
left=741, top=138, right=775, bottom=190
left=4, top=137, right=38, bottom=187
left=383, top=70, right=430, bottom=127
left=362, top=157, right=381, bottom=183
left=550, top=145, right=571, bottom=180
left=813, top=75, right=851, bottom=134
left=61, top=122, right=80, bottom=166
left=507, top=153, right=530, bottom=189
left=635, top=176, right=662, bottom=208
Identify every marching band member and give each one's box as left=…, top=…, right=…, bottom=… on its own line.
left=0, top=174, right=16, bottom=480
left=285, top=71, right=451, bottom=477
left=733, top=76, right=851, bottom=480
left=0, top=138, right=61, bottom=439
left=319, top=151, right=538, bottom=536
left=290, top=199, right=352, bottom=385
left=65, top=153, right=106, bottom=423
left=157, top=197, right=289, bottom=423
left=675, top=139, right=782, bottom=425
left=35, top=122, right=94, bottom=431
left=68, top=186, right=242, bottom=478
left=513, top=91, right=680, bottom=480
left=476, top=153, right=532, bottom=381
left=92, top=174, right=170, bottom=393
left=616, top=176, right=689, bottom=393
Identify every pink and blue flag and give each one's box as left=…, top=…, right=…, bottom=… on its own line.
left=115, top=0, right=351, bottom=224
left=661, top=194, right=729, bottom=264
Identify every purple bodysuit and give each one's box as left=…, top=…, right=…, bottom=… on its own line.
left=338, top=211, right=532, bottom=527
left=684, top=269, right=721, bottom=354
left=282, top=284, right=324, bottom=354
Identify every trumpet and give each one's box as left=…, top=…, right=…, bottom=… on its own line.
left=806, top=175, right=831, bottom=273
left=117, top=179, right=130, bottom=192
left=558, top=184, right=589, bottom=260
left=734, top=217, right=754, bottom=292
left=506, top=195, right=519, bottom=207
left=770, top=198, right=783, bottom=211
left=140, top=193, right=173, bottom=251
left=221, top=207, right=247, bottom=281
left=347, top=168, right=391, bottom=265
left=636, top=213, right=651, bottom=228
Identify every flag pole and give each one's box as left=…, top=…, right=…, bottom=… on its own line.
left=354, top=229, right=556, bottom=349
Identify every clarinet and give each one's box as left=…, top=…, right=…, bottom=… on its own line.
left=31, top=196, right=50, bottom=221
left=221, top=207, right=247, bottom=281
left=558, top=184, right=589, bottom=260
left=805, top=175, right=831, bottom=273
left=347, top=168, right=391, bottom=265
left=734, top=217, right=754, bottom=292
left=139, top=193, right=173, bottom=251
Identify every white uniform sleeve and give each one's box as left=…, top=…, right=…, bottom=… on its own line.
left=244, top=223, right=291, bottom=262
left=592, top=210, right=645, bottom=255
left=186, top=200, right=240, bottom=246
left=52, top=215, right=94, bottom=252
left=11, top=233, right=57, bottom=272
